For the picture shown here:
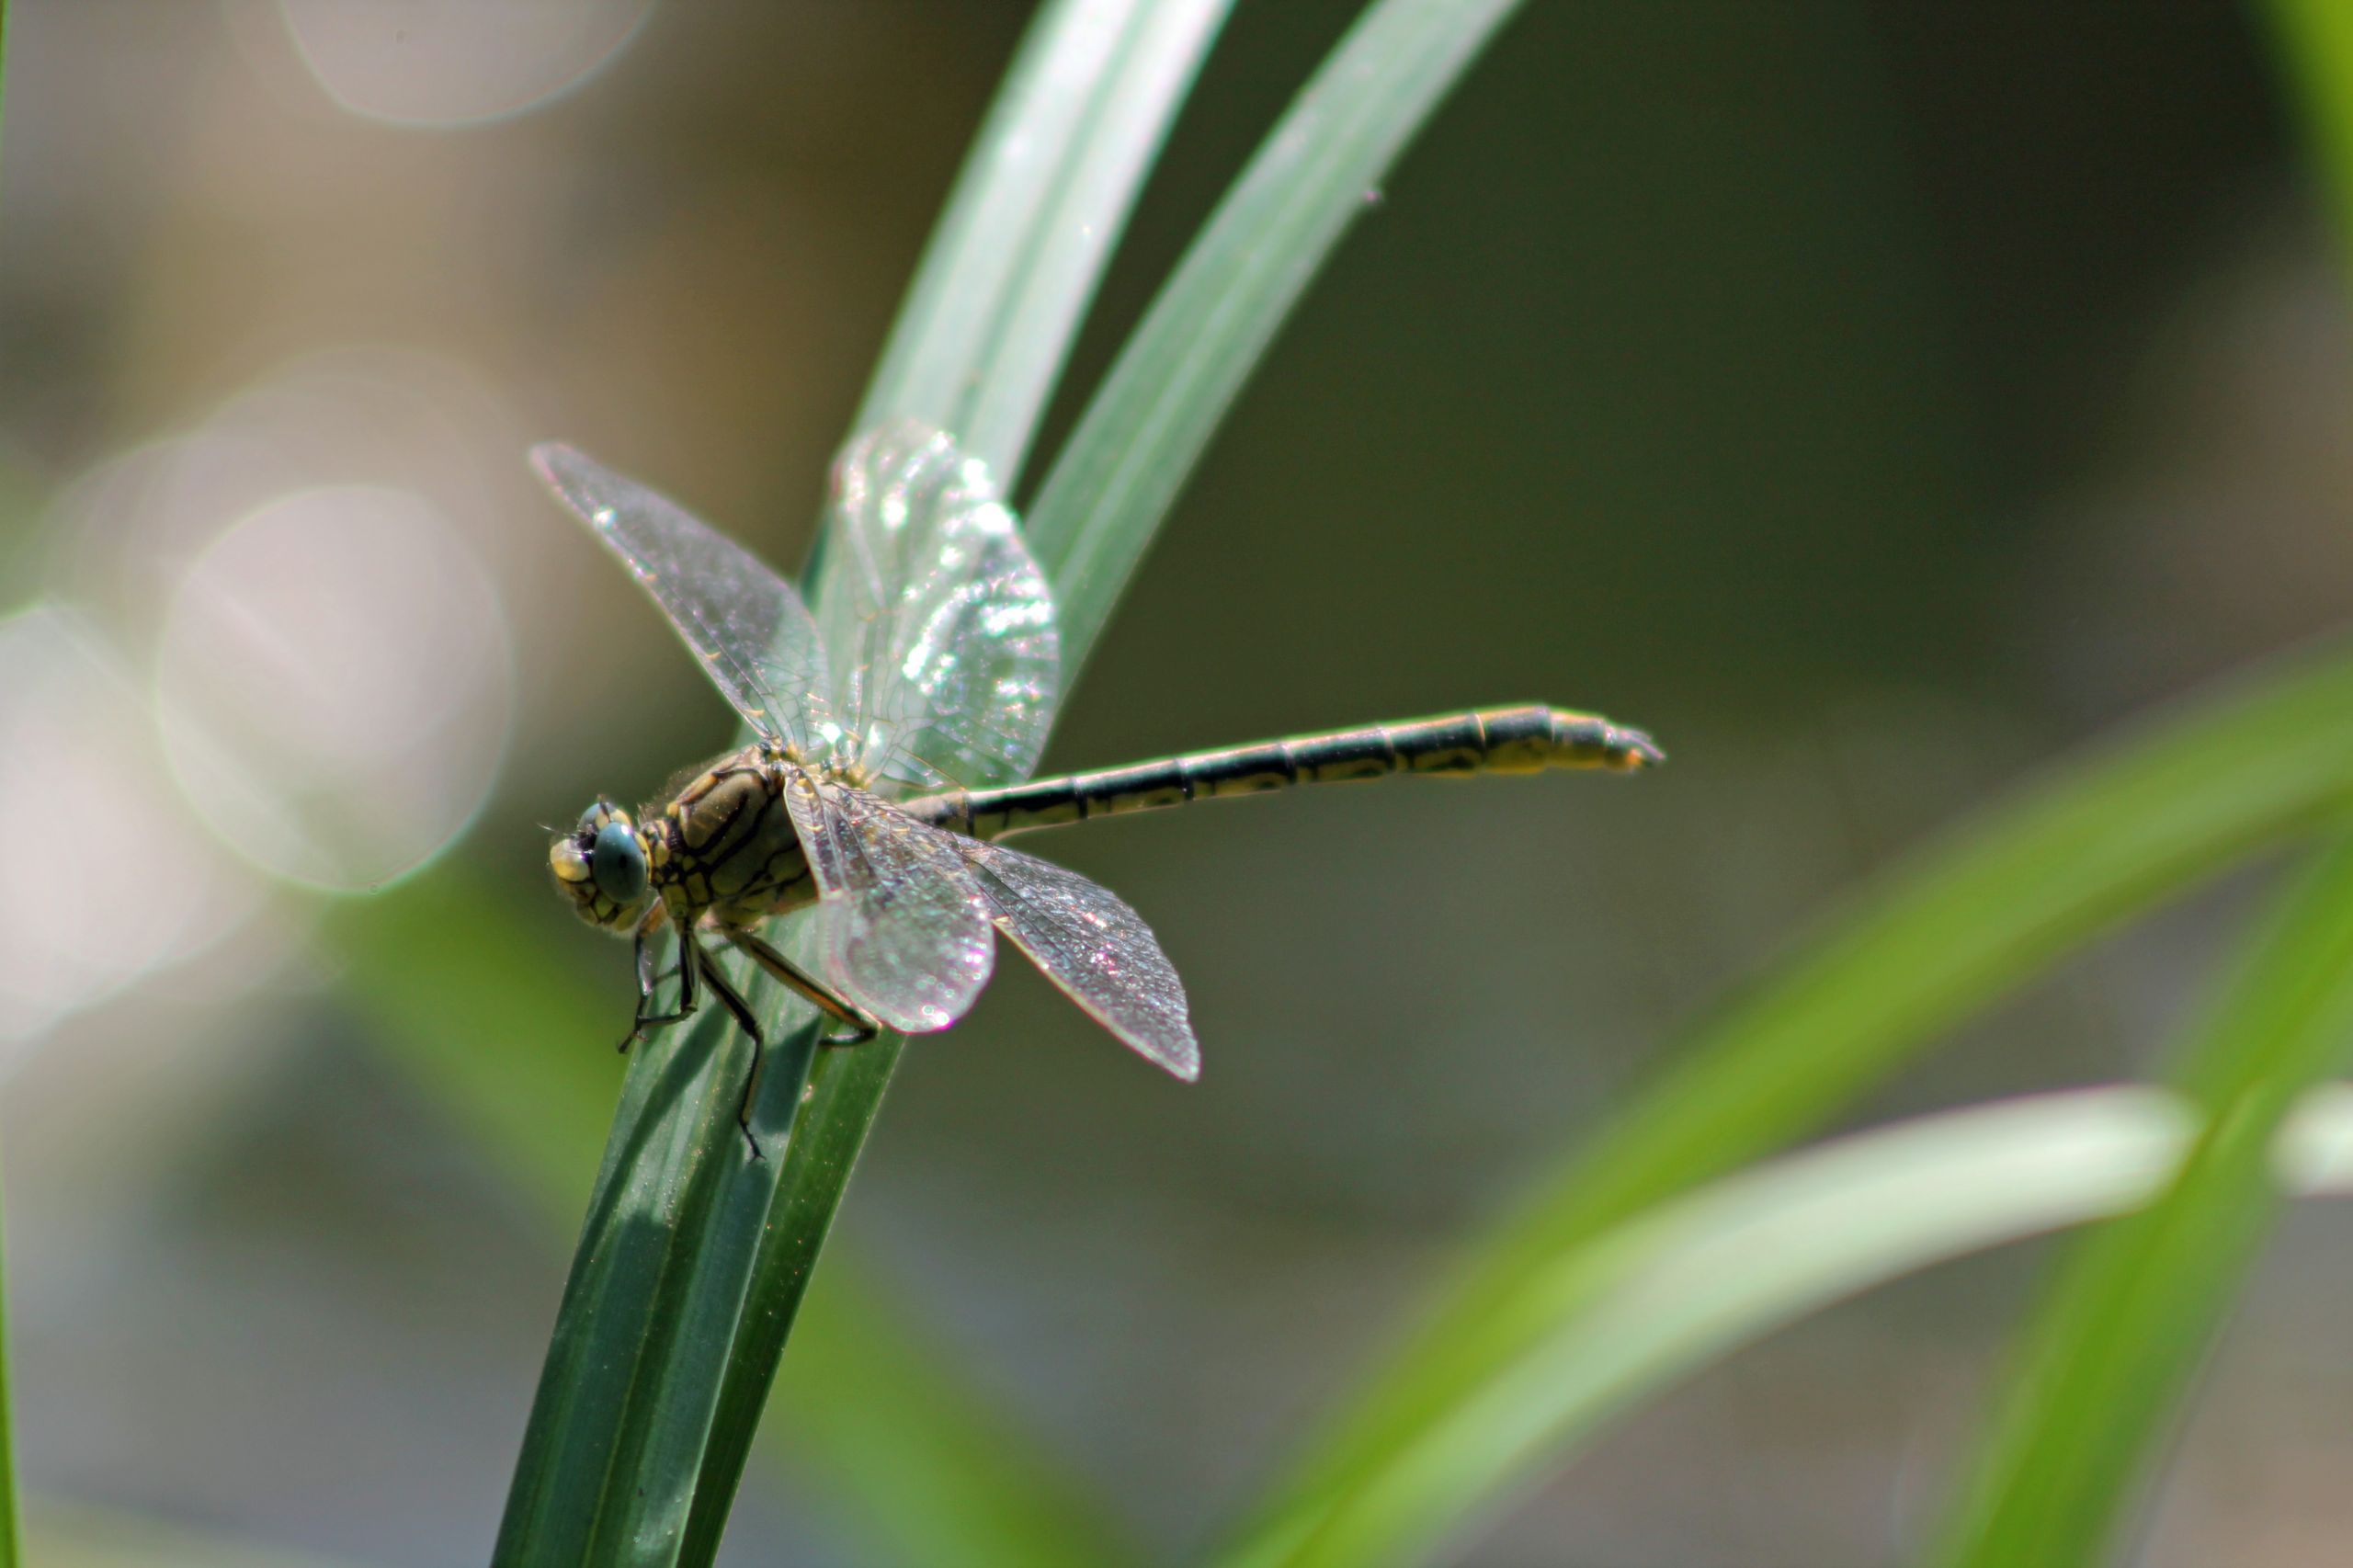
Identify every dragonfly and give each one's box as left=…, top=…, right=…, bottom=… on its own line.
left=540, top=422, right=1660, bottom=1154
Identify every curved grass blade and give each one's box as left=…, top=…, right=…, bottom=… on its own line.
left=1217, top=1083, right=2353, bottom=1568
left=698, top=0, right=1533, bottom=1551
left=2269, top=0, right=2353, bottom=273
left=853, top=0, right=1231, bottom=485
left=1024, top=0, right=1531, bottom=661
left=496, top=5, right=1227, bottom=1562
left=1245, top=635, right=2353, bottom=1552
left=926, top=0, right=1233, bottom=483
left=779, top=1261, right=1134, bottom=1568
left=27, top=1495, right=368, bottom=1568
left=1923, top=19, right=2353, bottom=1532
left=1932, top=835, right=2353, bottom=1567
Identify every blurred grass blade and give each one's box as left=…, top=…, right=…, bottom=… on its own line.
left=1218, top=1083, right=2353, bottom=1568
left=1258, top=637, right=2353, bottom=1529
left=1927, top=865, right=2353, bottom=1560
left=855, top=0, right=1230, bottom=485
left=780, top=1269, right=1133, bottom=1568
left=1025, top=0, right=1529, bottom=660
left=335, top=870, right=1131, bottom=1568
left=0, top=1167, right=17, bottom=1568
left=2270, top=0, right=2353, bottom=273
left=28, top=1495, right=365, bottom=1568
left=0, top=7, right=23, bottom=1564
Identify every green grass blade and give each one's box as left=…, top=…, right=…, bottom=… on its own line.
left=757, top=0, right=1536, bottom=1480
left=489, top=999, right=816, bottom=1565
left=2269, top=0, right=2353, bottom=273
left=1907, top=16, right=2353, bottom=1564
left=779, top=1270, right=1133, bottom=1568
left=494, top=6, right=1222, bottom=1562
left=1218, top=1083, right=2353, bottom=1568
left=0, top=1169, right=17, bottom=1568
left=333, top=870, right=1131, bottom=1567
left=853, top=0, right=1230, bottom=485
left=1249, top=637, right=2353, bottom=1547
left=676, top=6, right=1228, bottom=1560
left=951, top=0, right=1231, bottom=483
left=1932, top=836, right=2353, bottom=1566
left=1024, top=0, right=1528, bottom=661
left=704, top=0, right=1531, bottom=1549
left=29, top=1496, right=376, bottom=1568
left=29, top=1496, right=368, bottom=1568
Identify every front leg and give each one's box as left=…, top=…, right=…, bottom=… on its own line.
left=688, top=944, right=769, bottom=1160
left=623, top=915, right=699, bottom=1052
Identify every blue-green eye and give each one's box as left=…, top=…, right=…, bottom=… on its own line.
left=592, top=820, right=648, bottom=903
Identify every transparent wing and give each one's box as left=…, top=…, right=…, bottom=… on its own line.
left=816, top=421, right=1059, bottom=792
left=957, top=838, right=1199, bottom=1081
left=780, top=769, right=995, bottom=1034
left=535, top=442, right=834, bottom=756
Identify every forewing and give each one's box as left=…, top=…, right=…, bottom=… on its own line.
left=781, top=771, right=995, bottom=1034
left=816, top=421, right=1059, bottom=791
left=535, top=442, right=833, bottom=756
left=958, top=839, right=1199, bottom=1081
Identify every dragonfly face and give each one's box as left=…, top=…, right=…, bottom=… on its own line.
left=549, top=799, right=654, bottom=931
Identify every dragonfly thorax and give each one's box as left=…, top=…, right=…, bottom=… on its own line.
left=551, top=748, right=825, bottom=937
left=551, top=749, right=825, bottom=937
left=651, top=746, right=819, bottom=929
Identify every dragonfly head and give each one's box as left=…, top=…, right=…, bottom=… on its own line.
left=550, top=799, right=654, bottom=931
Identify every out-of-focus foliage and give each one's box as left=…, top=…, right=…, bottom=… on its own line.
left=1232, top=634, right=2353, bottom=1566
left=1933, top=836, right=2353, bottom=1566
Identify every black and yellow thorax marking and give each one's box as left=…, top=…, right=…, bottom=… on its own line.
left=647, top=745, right=816, bottom=927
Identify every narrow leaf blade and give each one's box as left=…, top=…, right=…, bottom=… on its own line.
left=1929, top=855, right=2353, bottom=1562
left=1221, top=1084, right=2353, bottom=1568
left=1025, top=0, right=1529, bottom=659
left=1249, top=638, right=2353, bottom=1553
left=333, top=869, right=1126, bottom=1567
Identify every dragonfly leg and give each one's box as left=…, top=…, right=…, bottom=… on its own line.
left=690, top=944, right=767, bottom=1160
left=720, top=926, right=879, bottom=1048
left=625, top=916, right=699, bottom=1051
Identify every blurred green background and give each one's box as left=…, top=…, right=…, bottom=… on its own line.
left=1, top=2, right=2348, bottom=1564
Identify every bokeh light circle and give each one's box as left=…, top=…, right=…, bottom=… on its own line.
left=155, top=485, right=515, bottom=891
left=273, top=0, right=658, bottom=128
left=0, top=608, right=264, bottom=1048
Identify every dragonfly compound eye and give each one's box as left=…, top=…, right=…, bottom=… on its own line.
left=591, top=819, right=650, bottom=904
left=551, top=800, right=647, bottom=928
